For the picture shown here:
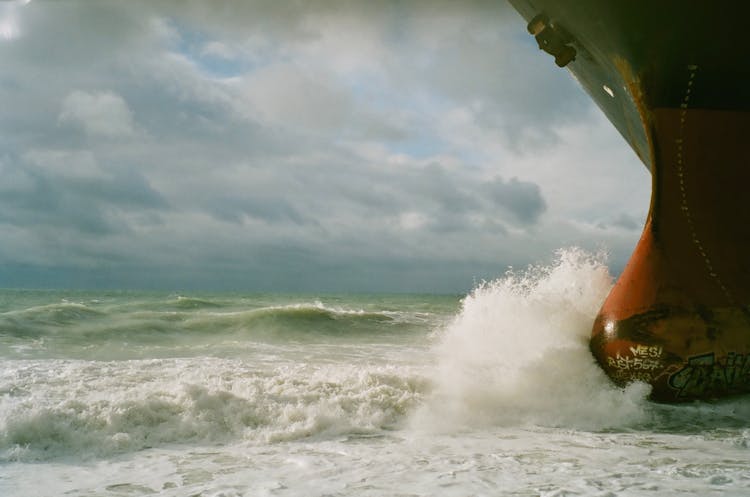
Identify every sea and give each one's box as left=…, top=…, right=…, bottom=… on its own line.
left=2, top=249, right=750, bottom=496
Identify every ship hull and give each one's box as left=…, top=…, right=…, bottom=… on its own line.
left=507, top=0, right=750, bottom=401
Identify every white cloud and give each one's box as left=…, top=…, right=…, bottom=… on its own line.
left=200, top=40, right=235, bottom=59
left=0, top=0, right=27, bottom=41
left=59, top=90, right=136, bottom=137
left=398, top=211, right=430, bottom=231
left=236, top=63, right=354, bottom=131
left=23, top=148, right=104, bottom=179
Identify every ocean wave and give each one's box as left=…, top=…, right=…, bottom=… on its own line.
left=0, top=299, right=425, bottom=346
left=0, top=302, right=104, bottom=338
left=252, top=302, right=397, bottom=321
left=212, top=302, right=400, bottom=336
left=171, top=295, right=225, bottom=310
left=415, top=247, right=654, bottom=431
left=0, top=359, right=429, bottom=461
left=411, top=248, right=750, bottom=435
left=0, top=301, right=432, bottom=362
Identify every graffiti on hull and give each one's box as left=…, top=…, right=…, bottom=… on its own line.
left=669, top=352, right=750, bottom=398
left=607, top=344, right=663, bottom=383
left=606, top=344, right=663, bottom=370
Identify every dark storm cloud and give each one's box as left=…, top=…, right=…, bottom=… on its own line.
left=204, top=194, right=310, bottom=226
left=609, top=213, right=641, bottom=231
left=484, top=176, right=547, bottom=225
left=0, top=152, right=166, bottom=235
left=412, top=164, right=483, bottom=214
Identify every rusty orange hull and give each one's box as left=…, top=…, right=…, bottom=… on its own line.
left=508, top=1, right=750, bottom=401
left=592, top=108, right=750, bottom=401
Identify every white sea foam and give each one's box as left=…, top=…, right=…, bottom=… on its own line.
left=0, top=357, right=428, bottom=462
left=416, top=247, right=651, bottom=431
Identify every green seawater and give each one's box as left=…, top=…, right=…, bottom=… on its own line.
left=0, top=290, right=461, bottom=360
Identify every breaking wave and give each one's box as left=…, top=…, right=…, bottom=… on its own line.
left=0, top=302, right=104, bottom=338
left=0, top=300, right=429, bottom=360
left=416, top=248, right=653, bottom=431
left=172, top=295, right=225, bottom=310
left=416, top=248, right=750, bottom=433
left=0, top=358, right=428, bottom=462
left=187, top=303, right=400, bottom=337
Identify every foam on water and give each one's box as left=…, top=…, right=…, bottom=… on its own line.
left=4, top=254, right=750, bottom=495
left=417, top=248, right=651, bottom=431
left=0, top=358, right=428, bottom=462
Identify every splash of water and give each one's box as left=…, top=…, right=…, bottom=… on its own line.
left=418, top=247, right=651, bottom=431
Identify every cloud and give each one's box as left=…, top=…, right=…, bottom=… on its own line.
left=485, top=176, right=547, bottom=225
left=59, top=90, right=136, bottom=137
left=0, top=0, right=651, bottom=292
left=237, top=63, right=355, bottom=131
left=0, top=150, right=166, bottom=238
left=607, top=213, right=641, bottom=231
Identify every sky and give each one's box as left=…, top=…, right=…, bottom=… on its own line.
left=0, top=0, right=650, bottom=293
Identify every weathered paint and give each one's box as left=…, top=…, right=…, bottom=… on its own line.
left=507, top=0, right=750, bottom=401
left=591, top=107, right=750, bottom=401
